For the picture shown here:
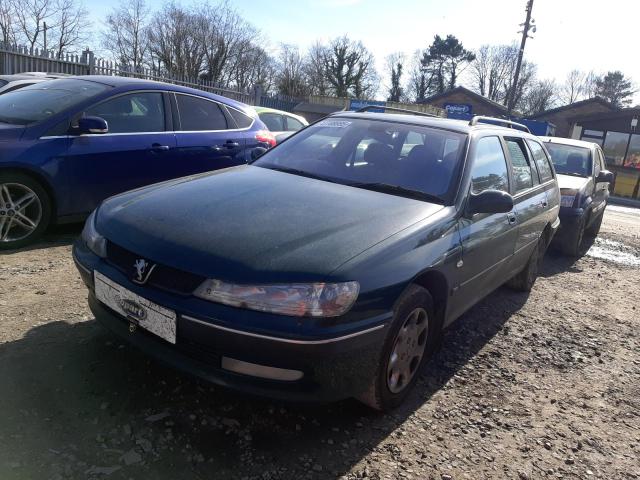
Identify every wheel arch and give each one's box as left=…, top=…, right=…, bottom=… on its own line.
left=409, top=269, right=448, bottom=330
left=0, top=167, right=57, bottom=220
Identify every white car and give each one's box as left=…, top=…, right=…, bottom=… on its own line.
left=254, top=107, right=308, bottom=143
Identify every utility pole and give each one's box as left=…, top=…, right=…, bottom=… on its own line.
left=43, top=22, right=47, bottom=53
left=507, top=0, right=535, bottom=115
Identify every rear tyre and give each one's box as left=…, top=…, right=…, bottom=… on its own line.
left=559, top=215, right=586, bottom=257
left=506, top=235, right=544, bottom=292
left=357, top=285, right=439, bottom=411
left=0, top=172, right=52, bottom=250
left=585, top=210, right=604, bottom=237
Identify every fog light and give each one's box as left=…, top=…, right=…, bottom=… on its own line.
left=221, top=357, right=303, bottom=381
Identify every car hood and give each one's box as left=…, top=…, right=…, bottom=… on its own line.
left=557, top=174, right=591, bottom=191
left=97, top=165, right=443, bottom=283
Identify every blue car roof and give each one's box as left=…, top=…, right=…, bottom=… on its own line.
left=68, top=75, right=252, bottom=113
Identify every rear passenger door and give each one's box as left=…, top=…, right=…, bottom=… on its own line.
left=173, top=93, right=247, bottom=174
left=453, top=136, right=518, bottom=319
left=504, top=137, right=548, bottom=269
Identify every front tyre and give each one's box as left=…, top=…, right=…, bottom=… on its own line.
left=0, top=173, right=52, bottom=250
left=559, top=215, right=586, bottom=257
left=358, top=285, right=438, bottom=411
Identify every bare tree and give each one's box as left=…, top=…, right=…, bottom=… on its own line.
left=103, top=0, right=149, bottom=71
left=304, top=41, right=330, bottom=96
left=471, top=44, right=518, bottom=102
left=50, top=0, right=90, bottom=58
left=196, top=1, right=257, bottom=86
left=322, top=35, right=378, bottom=98
left=559, top=70, right=586, bottom=104
left=274, top=43, right=308, bottom=97
left=0, top=0, right=17, bottom=44
left=406, top=50, right=433, bottom=102
left=385, top=52, right=404, bottom=102
left=503, top=60, right=536, bottom=112
left=13, top=0, right=55, bottom=53
left=147, top=3, right=206, bottom=78
left=583, top=71, right=600, bottom=99
left=521, top=79, right=557, bottom=115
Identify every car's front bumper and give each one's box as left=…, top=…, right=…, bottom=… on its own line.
left=73, top=242, right=391, bottom=402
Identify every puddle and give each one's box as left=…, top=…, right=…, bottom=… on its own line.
left=586, top=238, right=640, bottom=267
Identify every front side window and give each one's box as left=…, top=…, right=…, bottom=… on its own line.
left=505, top=138, right=536, bottom=193
left=527, top=140, right=554, bottom=182
left=470, top=136, right=509, bottom=194
left=285, top=116, right=305, bottom=131
left=0, top=79, right=109, bottom=125
left=85, top=92, right=165, bottom=134
left=176, top=94, right=227, bottom=131
left=253, top=118, right=467, bottom=203
left=259, top=112, right=285, bottom=131
left=545, top=143, right=592, bottom=177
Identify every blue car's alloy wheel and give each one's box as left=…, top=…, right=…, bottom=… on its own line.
left=0, top=174, right=51, bottom=250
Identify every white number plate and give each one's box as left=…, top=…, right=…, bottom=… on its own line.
left=94, top=271, right=177, bottom=344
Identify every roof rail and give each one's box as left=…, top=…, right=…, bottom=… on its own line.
left=355, top=105, right=438, bottom=118
left=469, top=115, right=531, bottom=133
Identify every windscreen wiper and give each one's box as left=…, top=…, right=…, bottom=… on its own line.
left=349, top=182, right=443, bottom=204
left=264, top=166, right=331, bottom=182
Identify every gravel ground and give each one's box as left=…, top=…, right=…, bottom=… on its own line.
left=0, top=206, right=638, bottom=480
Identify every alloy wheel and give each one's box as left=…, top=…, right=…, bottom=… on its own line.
left=387, top=307, right=429, bottom=394
left=0, top=183, right=42, bottom=243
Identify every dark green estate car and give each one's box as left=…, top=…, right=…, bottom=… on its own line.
left=74, top=111, right=560, bottom=411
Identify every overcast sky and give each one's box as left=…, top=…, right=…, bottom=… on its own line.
left=89, top=0, right=639, bottom=102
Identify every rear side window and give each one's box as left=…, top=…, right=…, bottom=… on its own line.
left=505, top=138, right=536, bottom=193
left=471, top=136, right=509, bottom=194
left=85, top=92, right=165, bottom=134
left=176, top=94, right=227, bottom=131
left=259, top=112, right=285, bottom=131
left=227, top=108, right=254, bottom=129
left=527, top=140, right=554, bottom=182
left=285, top=116, right=305, bottom=131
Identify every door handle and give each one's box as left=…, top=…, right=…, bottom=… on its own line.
left=538, top=200, right=548, bottom=208
left=151, top=143, right=170, bottom=151
left=223, top=141, right=240, bottom=148
left=507, top=212, right=517, bottom=224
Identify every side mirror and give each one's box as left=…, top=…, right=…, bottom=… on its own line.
left=77, top=116, right=108, bottom=135
left=467, top=189, right=514, bottom=215
left=596, top=170, right=614, bottom=183
left=251, top=146, right=267, bottom=161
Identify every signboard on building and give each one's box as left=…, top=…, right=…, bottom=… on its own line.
left=444, top=103, right=473, bottom=116
left=349, top=99, right=386, bottom=113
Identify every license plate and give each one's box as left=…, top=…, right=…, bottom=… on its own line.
left=94, top=271, right=177, bottom=344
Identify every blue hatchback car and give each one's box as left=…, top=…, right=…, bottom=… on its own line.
left=0, top=76, right=273, bottom=249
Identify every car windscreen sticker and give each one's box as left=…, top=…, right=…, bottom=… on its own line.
left=316, top=120, right=352, bottom=128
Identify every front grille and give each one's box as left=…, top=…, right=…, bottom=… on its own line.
left=106, top=241, right=206, bottom=295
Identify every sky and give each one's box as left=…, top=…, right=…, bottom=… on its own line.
left=88, top=0, right=640, bottom=102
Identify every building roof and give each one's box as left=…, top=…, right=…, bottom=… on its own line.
left=422, top=86, right=510, bottom=114
left=567, top=107, right=640, bottom=123
left=528, top=97, right=615, bottom=119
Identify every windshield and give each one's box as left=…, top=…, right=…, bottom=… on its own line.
left=0, top=79, right=109, bottom=125
left=545, top=142, right=592, bottom=177
left=253, top=117, right=467, bottom=203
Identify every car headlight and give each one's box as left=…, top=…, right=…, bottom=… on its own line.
left=560, top=188, right=578, bottom=208
left=193, top=279, right=359, bottom=317
left=81, top=210, right=107, bottom=258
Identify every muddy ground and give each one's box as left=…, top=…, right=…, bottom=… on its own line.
left=0, top=206, right=638, bottom=480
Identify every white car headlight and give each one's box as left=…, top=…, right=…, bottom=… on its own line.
left=81, top=210, right=107, bottom=258
left=560, top=188, right=578, bottom=208
left=193, top=279, right=359, bottom=317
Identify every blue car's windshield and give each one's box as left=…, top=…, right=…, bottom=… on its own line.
left=545, top=142, right=592, bottom=177
left=0, top=79, right=109, bottom=125
left=253, top=117, right=467, bottom=203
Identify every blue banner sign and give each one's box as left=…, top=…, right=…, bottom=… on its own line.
left=349, top=99, right=386, bottom=112
left=444, top=103, right=472, bottom=115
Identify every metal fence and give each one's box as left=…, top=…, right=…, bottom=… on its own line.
left=0, top=43, right=255, bottom=104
